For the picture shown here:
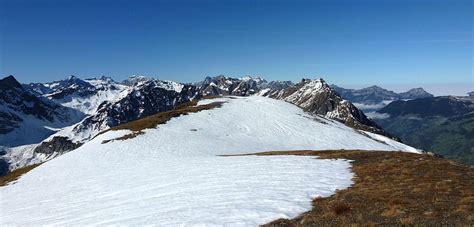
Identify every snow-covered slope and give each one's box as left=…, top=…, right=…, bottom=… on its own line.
left=0, top=76, right=84, bottom=147
left=260, top=78, right=393, bottom=139
left=1, top=75, right=200, bottom=173
left=1, top=96, right=418, bottom=225
left=28, top=76, right=131, bottom=115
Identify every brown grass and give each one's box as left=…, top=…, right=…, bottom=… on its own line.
left=101, top=99, right=225, bottom=143
left=231, top=150, right=474, bottom=226
left=0, top=163, right=41, bottom=187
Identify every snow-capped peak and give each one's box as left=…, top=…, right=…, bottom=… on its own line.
left=299, top=78, right=330, bottom=92
left=151, top=80, right=185, bottom=93
left=122, top=75, right=154, bottom=86
left=240, top=76, right=253, bottom=81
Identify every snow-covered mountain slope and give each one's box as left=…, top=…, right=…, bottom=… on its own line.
left=28, top=76, right=131, bottom=115
left=0, top=76, right=84, bottom=147
left=1, top=75, right=409, bottom=176
left=67, top=76, right=199, bottom=142
left=197, top=76, right=389, bottom=138
left=260, top=78, right=393, bottom=139
left=1, top=96, right=418, bottom=225
left=1, top=75, right=199, bottom=173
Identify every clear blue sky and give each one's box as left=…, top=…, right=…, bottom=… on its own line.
left=1, top=0, right=472, bottom=88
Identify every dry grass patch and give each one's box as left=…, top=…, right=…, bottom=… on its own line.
left=0, top=163, right=41, bottom=187
left=240, top=150, right=474, bottom=226
left=102, top=99, right=225, bottom=143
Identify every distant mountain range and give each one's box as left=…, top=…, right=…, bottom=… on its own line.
left=330, top=84, right=472, bottom=165
left=331, top=85, right=434, bottom=112
left=373, top=96, right=474, bottom=165
left=0, top=75, right=394, bottom=174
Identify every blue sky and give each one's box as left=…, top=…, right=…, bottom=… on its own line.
left=0, top=0, right=472, bottom=93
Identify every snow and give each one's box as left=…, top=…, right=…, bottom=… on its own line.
left=0, top=144, right=43, bottom=171
left=196, top=97, right=228, bottom=106
left=54, top=83, right=130, bottom=115
left=0, top=96, right=418, bottom=225
left=153, top=80, right=185, bottom=93
left=359, top=131, right=421, bottom=153
left=0, top=107, right=82, bottom=147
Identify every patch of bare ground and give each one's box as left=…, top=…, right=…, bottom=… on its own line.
left=101, top=99, right=225, bottom=143
left=238, top=150, right=473, bottom=226
left=0, top=163, right=41, bottom=187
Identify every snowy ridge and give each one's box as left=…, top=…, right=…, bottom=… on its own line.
left=1, top=96, right=418, bottom=225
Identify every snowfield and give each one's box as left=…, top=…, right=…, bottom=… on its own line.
left=0, top=96, right=418, bottom=225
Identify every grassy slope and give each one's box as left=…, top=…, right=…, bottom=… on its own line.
left=0, top=163, right=41, bottom=186
left=253, top=150, right=474, bottom=226
left=376, top=113, right=474, bottom=165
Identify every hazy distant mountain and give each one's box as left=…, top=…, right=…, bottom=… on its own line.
left=331, top=85, right=434, bottom=112
left=373, top=96, right=474, bottom=165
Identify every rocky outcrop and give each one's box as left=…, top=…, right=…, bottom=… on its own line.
left=34, top=136, right=83, bottom=155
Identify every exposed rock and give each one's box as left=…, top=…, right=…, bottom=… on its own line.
left=34, top=136, right=82, bottom=155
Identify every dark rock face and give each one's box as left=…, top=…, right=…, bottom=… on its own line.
left=0, top=75, right=22, bottom=89
left=34, top=136, right=82, bottom=155
left=1, top=76, right=60, bottom=122
left=0, top=158, right=9, bottom=176
left=0, top=112, right=22, bottom=134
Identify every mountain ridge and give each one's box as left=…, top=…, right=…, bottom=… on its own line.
left=331, top=84, right=434, bottom=112
left=1, top=74, right=408, bottom=174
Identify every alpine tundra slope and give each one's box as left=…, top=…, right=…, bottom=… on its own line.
left=1, top=96, right=418, bottom=225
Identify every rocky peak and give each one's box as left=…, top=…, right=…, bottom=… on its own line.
left=0, top=75, right=22, bottom=89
